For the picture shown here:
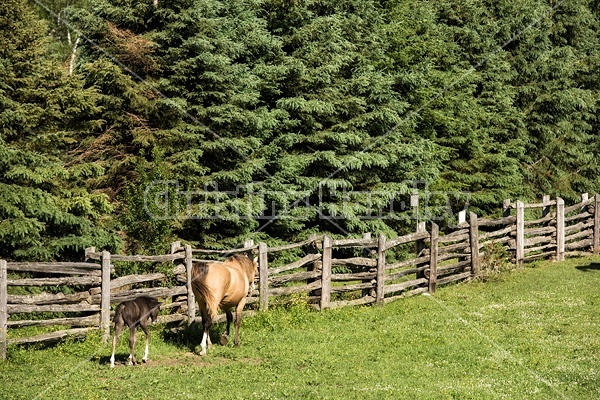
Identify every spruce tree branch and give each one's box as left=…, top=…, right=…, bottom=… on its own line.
left=30, top=0, right=276, bottom=181
left=527, top=156, right=549, bottom=170
left=322, top=0, right=565, bottom=183
left=252, top=1, right=565, bottom=237
left=34, top=0, right=355, bottom=237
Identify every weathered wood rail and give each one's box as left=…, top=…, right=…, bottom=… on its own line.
left=2, top=193, right=600, bottom=359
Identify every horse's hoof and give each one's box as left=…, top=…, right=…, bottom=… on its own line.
left=220, top=335, right=229, bottom=346
left=199, top=349, right=207, bottom=356
left=142, top=358, right=148, bottom=363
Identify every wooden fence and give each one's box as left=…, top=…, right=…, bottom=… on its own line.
left=1, top=193, right=599, bottom=359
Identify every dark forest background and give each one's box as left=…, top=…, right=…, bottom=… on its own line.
left=2, top=0, right=599, bottom=260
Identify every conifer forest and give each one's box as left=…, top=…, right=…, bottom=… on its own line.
left=2, top=0, right=600, bottom=261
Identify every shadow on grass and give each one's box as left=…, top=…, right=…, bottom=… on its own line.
left=97, top=354, right=134, bottom=367
left=161, top=319, right=226, bottom=353
left=575, top=263, right=600, bottom=272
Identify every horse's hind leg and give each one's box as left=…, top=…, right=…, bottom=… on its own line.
left=199, top=308, right=212, bottom=356
left=233, top=297, right=247, bottom=346
left=140, top=323, right=150, bottom=363
left=110, top=320, right=124, bottom=368
left=128, top=327, right=137, bottom=365
left=220, top=310, right=233, bottom=346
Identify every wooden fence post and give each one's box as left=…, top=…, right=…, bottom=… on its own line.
left=594, top=194, right=600, bottom=254
left=361, top=233, right=376, bottom=297
left=100, top=251, right=111, bottom=342
left=321, top=236, right=332, bottom=310
left=502, top=199, right=511, bottom=217
left=376, top=234, right=386, bottom=305
left=429, top=223, right=438, bottom=293
left=170, top=241, right=181, bottom=254
left=84, top=247, right=96, bottom=262
left=258, top=242, right=268, bottom=311
left=416, top=222, right=426, bottom=253
left=458, top=210, right=466, bottom=225
left=184, top=244, right=196, bottom=325
left=1, top=260, right=7, bottom=360
left=556, top=197, right=565, bottom=262
left=542, top=195, right=550, bottom=219
left=244, top=239, right=254, bottom=258
left=469, top=212, right=480, bottom=278
left=416, top=221, right=426, bottom=279
left=581, top=193, right=589, bottom=209
left=516, top=201, right=524, bottom=269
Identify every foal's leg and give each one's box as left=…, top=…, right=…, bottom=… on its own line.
left=128, top=326, right=137, bottom=365
left=110, top=321, right=124, bottom=368
left=233, top=297, right=247, bottom=346
left=140, top=322, right=150, bottom=363
left=220, top=310, right=233, bottom=346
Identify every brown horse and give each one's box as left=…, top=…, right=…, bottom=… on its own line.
left=191, top=254, right=258, bottom=355
left=110, top=296, right=161, bottom=368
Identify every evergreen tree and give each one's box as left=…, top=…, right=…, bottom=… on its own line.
left=384, top=0, right=529, bottom=217
left=0, top=0, right=118, bottom=260
left=30, top=0, right=90, bottom=66
left=506, top=0, right=600, bottom=201
left=66, top=1, right=175, bottom=252
left=70, top=0, right=448, bottom=246
left=259, top=0, right=446, bottom=237
left=57, top=0, right=600, bottom=253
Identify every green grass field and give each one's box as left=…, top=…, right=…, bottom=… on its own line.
left=2, top=257, right=599, bottom=399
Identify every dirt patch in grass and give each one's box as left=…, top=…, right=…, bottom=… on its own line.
left=140, top=352, right=262, bottom=368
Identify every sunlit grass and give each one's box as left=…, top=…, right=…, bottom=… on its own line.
left=1, top=256, right=599, bottom=399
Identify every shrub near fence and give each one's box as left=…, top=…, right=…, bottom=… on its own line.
left=1, top=193, right=600, bottom=359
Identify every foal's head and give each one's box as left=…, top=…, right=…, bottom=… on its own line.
left=141, top=297, right=161, bottom=324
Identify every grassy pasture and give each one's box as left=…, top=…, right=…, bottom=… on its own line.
left=1, top=257, right=599, bottom=399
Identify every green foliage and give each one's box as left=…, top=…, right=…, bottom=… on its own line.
left=10, top=0, right=600, bottom=255
left=507, top=0, right=600, bottom=202
left=116, top=159, right=177, bottom=254
left=478, top=241, right=513, bottom=281
left=0, top=0, right=119, bottom=261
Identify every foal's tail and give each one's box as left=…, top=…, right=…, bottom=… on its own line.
left=191, top=262, right=214, bottom=308
left=113, top=302, right=126, bottom=324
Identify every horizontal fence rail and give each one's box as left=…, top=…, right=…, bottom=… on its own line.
left=2, top=193, right=600, bottom=359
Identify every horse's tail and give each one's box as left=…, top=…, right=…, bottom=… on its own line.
left=191, top=261, right=215, bottom=309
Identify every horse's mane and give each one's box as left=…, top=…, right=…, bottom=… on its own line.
left=226, top=254, right=257, bottom=281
